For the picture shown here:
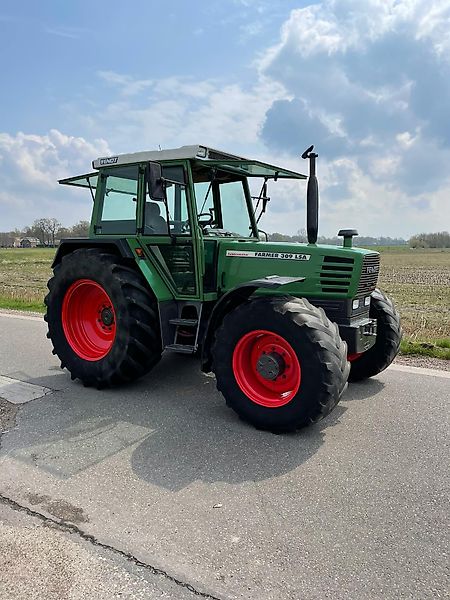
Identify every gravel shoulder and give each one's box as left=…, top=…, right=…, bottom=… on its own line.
left=394, top=354, right=449, bottom=371
left=0, top=308, right=43, bottom=318
left=0, top=399, right=18, bottom=444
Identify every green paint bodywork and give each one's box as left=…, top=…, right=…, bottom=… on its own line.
left=215, top=240, right=372, bottom=299
left=126, top=238, right=174, bottom=301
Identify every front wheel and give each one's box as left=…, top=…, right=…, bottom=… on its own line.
left=349, top=288, right=402, bottom=382
left=211, top=296, right=349, bottom=433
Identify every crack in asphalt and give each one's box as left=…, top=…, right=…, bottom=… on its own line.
left=0, top=493, right=224, bottom=600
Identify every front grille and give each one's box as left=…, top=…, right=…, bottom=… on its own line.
left=320, top=256, right=354, bottom=294
left=357, top=253, right=380, bottom=295
left=309, top=298, right=346, bottom=317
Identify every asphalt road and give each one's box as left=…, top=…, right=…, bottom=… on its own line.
left=0, top=312, right=449, bottom=600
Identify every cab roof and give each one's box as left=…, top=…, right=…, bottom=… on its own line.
left=91, top=144, right=306, bottom=180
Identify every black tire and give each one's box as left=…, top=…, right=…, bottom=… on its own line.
left=45, top=248, right=162, bottom=387
left=349, top=288, right=402, bottom=382
left=211, top=296, right=350, bottom=433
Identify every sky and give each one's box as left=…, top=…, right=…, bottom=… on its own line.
left=1, top=0, right=450, bottom=238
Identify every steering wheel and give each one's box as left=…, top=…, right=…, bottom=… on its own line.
left=198, top=212, right=214, bottom=227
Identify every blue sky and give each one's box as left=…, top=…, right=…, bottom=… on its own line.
left=1, top=0, right=449, bottom=237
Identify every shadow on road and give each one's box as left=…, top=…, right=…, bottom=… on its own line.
left=1, top=355, right=384, bottom=490
left=346, top=378, right=385, bottom=400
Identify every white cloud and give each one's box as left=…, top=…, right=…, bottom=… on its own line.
left=44, top=26, right=91, bottom=40
left=260, top=0, right=450, bottom=63
left=318, top=158, right=449, bottom=239
left=0, top=130, right=109, bottom=187
left=260, top=154, right=449, bottom=239
left=89, top=73, right=287, bottom=157
left=0, top=130, right=110, bottom=230
left=97, top=71, right=153, bottom=97
left=240, top=20, right=264, bottom=41
left=415, top=1, right=450, bottom=57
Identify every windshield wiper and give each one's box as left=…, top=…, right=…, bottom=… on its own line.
left=198, top=168, right=217, bottom=215
left=252, top=178, right=270, bottom=224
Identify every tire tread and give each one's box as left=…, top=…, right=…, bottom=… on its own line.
left=45, top=248, right=161, bottom=387
left=212, top=295, right=349, bottom=432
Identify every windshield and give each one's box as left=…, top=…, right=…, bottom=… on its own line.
left=193, top=168, right=255, bottom=238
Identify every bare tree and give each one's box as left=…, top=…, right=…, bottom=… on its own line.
left=47, top=218, right=61, bottom=247
left=410, top=231, right=450, bottom=248
left=71, top=220, right=90, bottom=237
left=0, top=232, right=16, bottom=247
left=57, top=226, right=71, bottom=239
left=29, top=219, right=48, bottom=245
left=24, top=218, right=61, bottom=246
left=295, top=228, right=308, bottom=243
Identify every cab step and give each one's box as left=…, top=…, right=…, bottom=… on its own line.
left=169, top=318, right=199, bottom=327
left=165, top=343, right=196, bottom=354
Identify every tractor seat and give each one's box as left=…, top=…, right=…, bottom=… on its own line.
left=145, top=202, right=167, bottom=234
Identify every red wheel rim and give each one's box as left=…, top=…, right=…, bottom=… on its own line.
left=232, top=330, right=301, bottom=408
left=62, top=279, right=116, bottom=361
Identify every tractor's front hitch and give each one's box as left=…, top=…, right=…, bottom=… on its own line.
left=338, top=318, right=377, bottom=355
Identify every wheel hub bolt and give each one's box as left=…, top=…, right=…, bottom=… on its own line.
left=100, top=307, right=114, bottom=326
left=256, top=352, right=285, bottom=381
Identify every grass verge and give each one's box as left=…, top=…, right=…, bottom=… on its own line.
left=0, top=298, right=45, bottom=313
left=400, top=338, right=450, bottom=360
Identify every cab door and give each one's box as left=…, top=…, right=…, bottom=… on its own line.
left=138, top=162, right=203, bottom=301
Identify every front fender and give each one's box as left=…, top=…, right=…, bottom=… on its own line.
left=201, top=275, right=305, bottom=372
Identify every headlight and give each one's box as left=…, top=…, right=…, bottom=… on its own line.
left=352, top=299, right=360, bottom=310
left=364, top=296, right=371, bottom=306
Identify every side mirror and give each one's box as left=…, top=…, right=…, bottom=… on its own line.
left=147, top=162, right=165, bottom=200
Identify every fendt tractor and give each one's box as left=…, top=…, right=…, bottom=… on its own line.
left=45, top=144, right=402, bottom=432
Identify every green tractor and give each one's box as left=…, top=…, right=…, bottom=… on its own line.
left=45, top=144, right=402, bottom=432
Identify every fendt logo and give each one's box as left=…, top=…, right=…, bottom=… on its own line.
left=99, top=156, right=119, bottom=166
left=365, top=265, right=379, bottom=274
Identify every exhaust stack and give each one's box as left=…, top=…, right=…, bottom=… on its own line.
left=302, top=145, right=319, bottom=244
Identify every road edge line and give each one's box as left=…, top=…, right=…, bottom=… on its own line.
left=389, top=363, right=450, bottom=379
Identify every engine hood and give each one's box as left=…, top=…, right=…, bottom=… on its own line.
left=215, top=239, right=379, bottom=299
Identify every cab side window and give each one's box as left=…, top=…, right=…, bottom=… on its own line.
left=99, top=165, right=138, bottom=234
left=143, top=166, right=190, bottom=235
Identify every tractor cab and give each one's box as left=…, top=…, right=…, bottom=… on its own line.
left=59, top=145, right=307, bottom=301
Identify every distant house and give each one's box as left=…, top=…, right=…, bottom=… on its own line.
left=19, top=237, right=40, bottom=248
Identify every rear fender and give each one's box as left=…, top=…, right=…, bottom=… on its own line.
left=54, top=237, right=174, bottom=303
left=52, top=238, right=134, bottom=268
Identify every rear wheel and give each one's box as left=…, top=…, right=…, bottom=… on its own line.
left=45, top=248, right=162, bottom=387
left=349, top=288, right=402, bottom=382
left=212, top=296, right=349, bottom=433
